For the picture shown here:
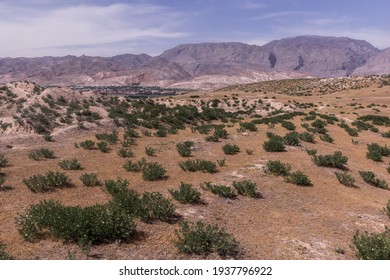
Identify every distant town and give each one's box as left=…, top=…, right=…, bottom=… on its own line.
left=70, top=85, right=193, bottom=98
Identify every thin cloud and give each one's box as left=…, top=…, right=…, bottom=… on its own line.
left=242, top=1, right=268, bottom=10
left=0, top=3, right=188, bottom=57
left=251, top=11, right=311, bottom=20
left=304, top=16, right=353, bottom=26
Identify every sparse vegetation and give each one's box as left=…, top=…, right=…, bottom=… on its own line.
left=145, top=147, right=156, bottom=156
left=285, top=171, right=311, bottom=186
left=263, top=137, right=286, bottom=152
left=313, top=151, right=348, bottom=169
left=179, top=159, right=217, bottom=173
left=222, top=144, right=240, bottom=155
left=283, top=132, right=300, bottom=146
left=95, top=131, right=119, bottom=144
left=117, top=148, right=134, bottom=158
left=27, top=148, right=55, bottom=161
left=58, top=158, right=82, bottom=170
left=79, top=140, right=95, bottom=150
left=0, top=243, right=14, bottom=260
left=0, top=154, right=8, bottom=168
left=4, top=77, right=390, bottom=260
left=174, top=221, right=238, bottom=256
left=352, top=229, right=390, bottom=260
left=16, top=200, right=136, bottom=245
left=23, top=171, right=72, bottom=193
left=366, top=143, right=390, bottom=162
left=201, top=182, right=236, bottom=199
left=142, top=162, right=166, bottom=181
left=265, top=160, right=291, bottom=176
left=232, top=180, right=258, bottom=198
left=299, top=132, right=315, bottom=143
left=176, top=141, right=194, bottom=157
left=169, top=182, right=201, bottom=204
left=359, top=171, right=388, bottom=189
left=97, top=141, right=110, bottom=153
left=80, top=173, right=101, bottom=187
left=281, top=121, right=296, bottom=131
left=335, top=171, right=356, bottom=187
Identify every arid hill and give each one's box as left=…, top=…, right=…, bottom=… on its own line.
left=1, top=77, right=390, bottom=260
left=0, top=36, right=385, bottom=89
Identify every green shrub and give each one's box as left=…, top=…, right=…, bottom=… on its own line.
left=0, top=154, right=8, bottom=168
left=313, top=151, right=348, bottom=169
left=80, top=173, right=101, bottom=187
left=23, top=172, right=72, bottom=193
left=214, top=128, right=229, bottom=139
left=121, top=139, right=136, bottom=147
left=141, top=129, right=152, bottom=137
left=306, top=149, right=317, bottom=156
left=232, top=180, right=258, bottom=198
left=239, top=122, right=257, bottom=132
left=27, top=148, right=55, bottom=161
left=299, top=132, right=315, bottom=143
left=266, top=131, right=283, bottom=141
left=169, top=182, right=201, bottom=204
left=105, top=180, right=175, bottom=223
left=381, top=131, right=390, bottom=138
left=311, top=119, right=327, bottom=129
left=117, top=148, right=134, bottom=158
left=16, top=200, right=136, bottom=245
left=145, top=147, right=156, bottom=156
left=205, top=135, right=219, bottom=142
left=174, top=221, right=238, bottom=256
left=97, top=141, right=110, bottom=153
left=142, top=162, right=166, bottom=181
left=285, top=171, right=311, bottom=186
left=201, top=182, right=236, bottom=199
left=335, top=171, right=356, bottom=187
left=217, top=159, right=225, bottom=167
left=352, top=229, right=390, bottom=260
left=95, top=131, right=119, bottom=144
left=0, top=243, right=14, bottom=260
left=58, top=158, right=82, bottom=170
left=105, top=180, right=140, bottom=214
left=0, top=175, right=6, bottom=188
left=123, top=158, right=148, bottom=172
left=366, top=143, right=390, bottom=162
left=283, top=132, right=300, bottom=146
left=320, top=134, right=334, bottom=143
left=138, top=192, right=176, bottom=223
left=263, top=138, right=286, bottom=152
left=281, top=121, right=296, bottom=131
left=266, top=160, right=291, bottom=177
left=222, top=144, right=240, bottom=155
left=179, top=159, right=217, bottom=173
left=42, top=134, right=53, bottom=142
left=154, top=128, right=167, bottom=137
left=176, top=141, right=194, bottom=157
left=104, top=178, right=131, bottom=195
left=359, top=171, right=388, bottom=189
left=79, top=140, right=95, bottom=150
left=124, top=128, right=139, bottom=139
left=366, top=149, right=383, bottom=162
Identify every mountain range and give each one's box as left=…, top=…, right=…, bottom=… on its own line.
left=1, top=35, right=389, bottom=89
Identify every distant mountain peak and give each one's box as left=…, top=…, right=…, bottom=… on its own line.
left=0, top=35, right=385, bottom=89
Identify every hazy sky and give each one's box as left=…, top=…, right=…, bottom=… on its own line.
left=1, top=0, right=389, bottom=57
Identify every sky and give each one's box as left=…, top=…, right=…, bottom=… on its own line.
left=1, top=0, right=389, bottom=57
